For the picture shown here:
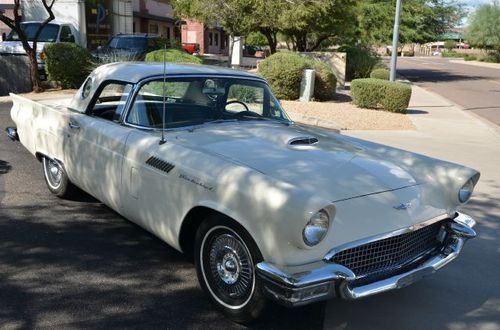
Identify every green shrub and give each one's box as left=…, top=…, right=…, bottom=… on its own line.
left=441, top=51, right=464, bottom=58
left=351, top=78, right=412, bottom=113
left=44, top=43, right=93, bottom=89
left=258, top=52, right=337, bottom=100
left=306, top=58, right=337, bottom=101
left=258, top=52, right=308, bottom=100
left=341, top=46, right=380, bottom=81
left=145, top=49, right=202, bottom=64
left=444, top=40, right=457, bottom=51
left=464, top=54, right=477, bottom=61
left=480, top=52, right=500, bottom=63
left=370, top=68, right=390, bottom=80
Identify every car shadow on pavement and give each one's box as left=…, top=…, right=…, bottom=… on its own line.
left=0, top=160, right=11, bottom=174
left=0, top=199, right=325, bottom=329
left=405, top=109, right=429, bottom=115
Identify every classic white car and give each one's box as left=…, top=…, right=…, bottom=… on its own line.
left=6, top=63, right=479, bottom=322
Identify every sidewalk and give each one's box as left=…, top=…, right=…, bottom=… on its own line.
left=450, top=59, right=500, bottom=70
left=323, top=84, right=500, bottom=330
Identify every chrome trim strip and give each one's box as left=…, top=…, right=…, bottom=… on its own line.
left=323, top=213, right=450, bottom=261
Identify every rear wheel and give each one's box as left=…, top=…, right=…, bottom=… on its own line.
left=195, top=216, right=267, bottom=323
left=42, top=157, right=77, bottom=198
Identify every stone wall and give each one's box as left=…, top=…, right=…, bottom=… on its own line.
left=0, top=55, right=32, bottom=96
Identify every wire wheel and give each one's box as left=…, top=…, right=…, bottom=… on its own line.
left=200, top=226, right=255, bottom=309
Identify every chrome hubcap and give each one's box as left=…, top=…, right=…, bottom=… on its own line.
left=217, top=251, right=241, bottom=284
left=46, top=159, right=62, bottom=187
left=208, top=233, right=253, bottom=299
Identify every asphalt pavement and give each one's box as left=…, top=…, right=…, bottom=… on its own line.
left=0, top=100, right=325, bottom=329
left=395, top=57, right=500, bottom=126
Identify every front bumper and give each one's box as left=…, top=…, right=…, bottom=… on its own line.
left=256, top=212, right=476, bottom=307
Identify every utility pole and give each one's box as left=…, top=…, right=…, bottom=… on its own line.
left=390, top=0, right=402, bottom=81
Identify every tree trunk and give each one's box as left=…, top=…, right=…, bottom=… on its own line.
left=306, top=35, right=331, bottom=52
left=26, top=48, right=43, bottom=92
left=295, top=33, right=307, bottom=52
left=260, top=28, right=277, bottom=54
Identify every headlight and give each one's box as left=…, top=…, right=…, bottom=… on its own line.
left=458, top=179, right=475, bottom=203
left=303, top=209, right=330, bottom=246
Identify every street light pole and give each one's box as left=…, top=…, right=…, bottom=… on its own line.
left=389, top=0, right=402, bottom=81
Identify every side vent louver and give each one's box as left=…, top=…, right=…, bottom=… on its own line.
left=146, top=156, right=175, bottom=173
left=288, top=136, right=319, bottom=146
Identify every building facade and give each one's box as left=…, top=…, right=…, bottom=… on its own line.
left=181, top=19, right=227, bottom=55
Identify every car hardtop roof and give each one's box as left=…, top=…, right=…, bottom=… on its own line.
left=91, top=62, right=265, bottom=85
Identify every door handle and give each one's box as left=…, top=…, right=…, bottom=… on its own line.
left=68, top=121, right=80, bottom=129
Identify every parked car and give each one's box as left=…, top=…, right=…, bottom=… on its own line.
left=6, top=63, right=479, bottom=323
left=0, top=21, right=81, bottom=80
left=182, top=42, right=200, bottom=54
left=92, top=34, right=162, bottom=62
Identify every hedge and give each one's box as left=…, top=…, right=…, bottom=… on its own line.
left=44, top=43, right=93, bottom=89
left=145, top=49, right=203, bottom=64
left=370, top=68, right=390, bottom=80
left=258, top=52, right=337, bottom=100
left=351, top=78, right=412, bottom=113
left=339, top=46, right=380, bottom=81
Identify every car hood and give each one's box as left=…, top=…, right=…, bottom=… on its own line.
left=175, top=122, right=427, bottom=201
left=0, top=41, right=46, bottom=54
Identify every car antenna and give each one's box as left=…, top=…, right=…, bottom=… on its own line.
left=159, top=43, right=167, bottom=145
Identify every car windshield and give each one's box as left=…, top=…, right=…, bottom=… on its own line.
left=107, top=37, right=147, bottom=50
left=126, top=77, right=291, bottom=129
left=6, top=23, right=59, bottom=42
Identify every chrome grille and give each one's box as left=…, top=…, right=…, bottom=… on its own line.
left=330, top=221, right=445, bottom=281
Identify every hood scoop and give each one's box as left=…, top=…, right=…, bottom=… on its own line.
left=288, top=136, right=319, bottom=149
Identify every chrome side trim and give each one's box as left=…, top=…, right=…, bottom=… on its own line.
left=323, top=213, right=450, bottom=261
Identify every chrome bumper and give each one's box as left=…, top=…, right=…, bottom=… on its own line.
left=6, top=127, right=19, bottom=141
left=256, top=212, right=476, bottom=307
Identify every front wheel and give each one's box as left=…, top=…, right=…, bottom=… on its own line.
left=195, top=216, right=267, bottom=323
left=42, top=157, right=78, bottom=198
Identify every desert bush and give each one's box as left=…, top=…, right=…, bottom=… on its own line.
left=258, top=52, right=337, bottom=100
left=351, top=78, right=411, bottom=113
left=370, top=68, right=390, bottom=80
left=441, top=51, right=464, bottom=58
left=340, top=46, right=380, bottom=81
left=464, top=54, right=478, bottom=61
left=44, top=42, right=93, bottom=89
left=305, top=58, right=337, bottom=101
left=258, top=52, right=308, bottom=100
left=444, top=40, right=457, bottom=50
left=145, top=49, right=202, bottom=64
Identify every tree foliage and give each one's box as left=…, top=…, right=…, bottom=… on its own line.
left=466, top=2, right=500, bottom=52
left=0, top=0, right=56, bottom=92
left=357, top=0, right=465, bottom=46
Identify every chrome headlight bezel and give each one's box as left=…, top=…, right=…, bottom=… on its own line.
left=303, top=209, right=330, bottom=247
left=458, top=179, right=475, bottom=203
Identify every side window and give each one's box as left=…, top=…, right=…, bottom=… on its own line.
left=226, top=84, right=264, bottom=115
left=60, top=26, right=74, bottom=42
left=88, top=82, right=132, bottom=122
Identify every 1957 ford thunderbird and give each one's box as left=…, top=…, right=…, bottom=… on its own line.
left=6, top=63, right=479, bottom=322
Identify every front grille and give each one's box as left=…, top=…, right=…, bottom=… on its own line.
left=330, top=221, right=446, bottom=283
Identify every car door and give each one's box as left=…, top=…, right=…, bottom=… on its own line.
left=65, top=81, right=133, bottom=211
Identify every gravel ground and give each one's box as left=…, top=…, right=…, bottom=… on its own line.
left=282, top=97, right=416, bottom=131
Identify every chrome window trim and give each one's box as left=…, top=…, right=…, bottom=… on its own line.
left=323, top=213, right=451, bottom=261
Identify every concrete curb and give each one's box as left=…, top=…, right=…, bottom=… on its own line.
left=449, top=59, right=500, bottom=70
